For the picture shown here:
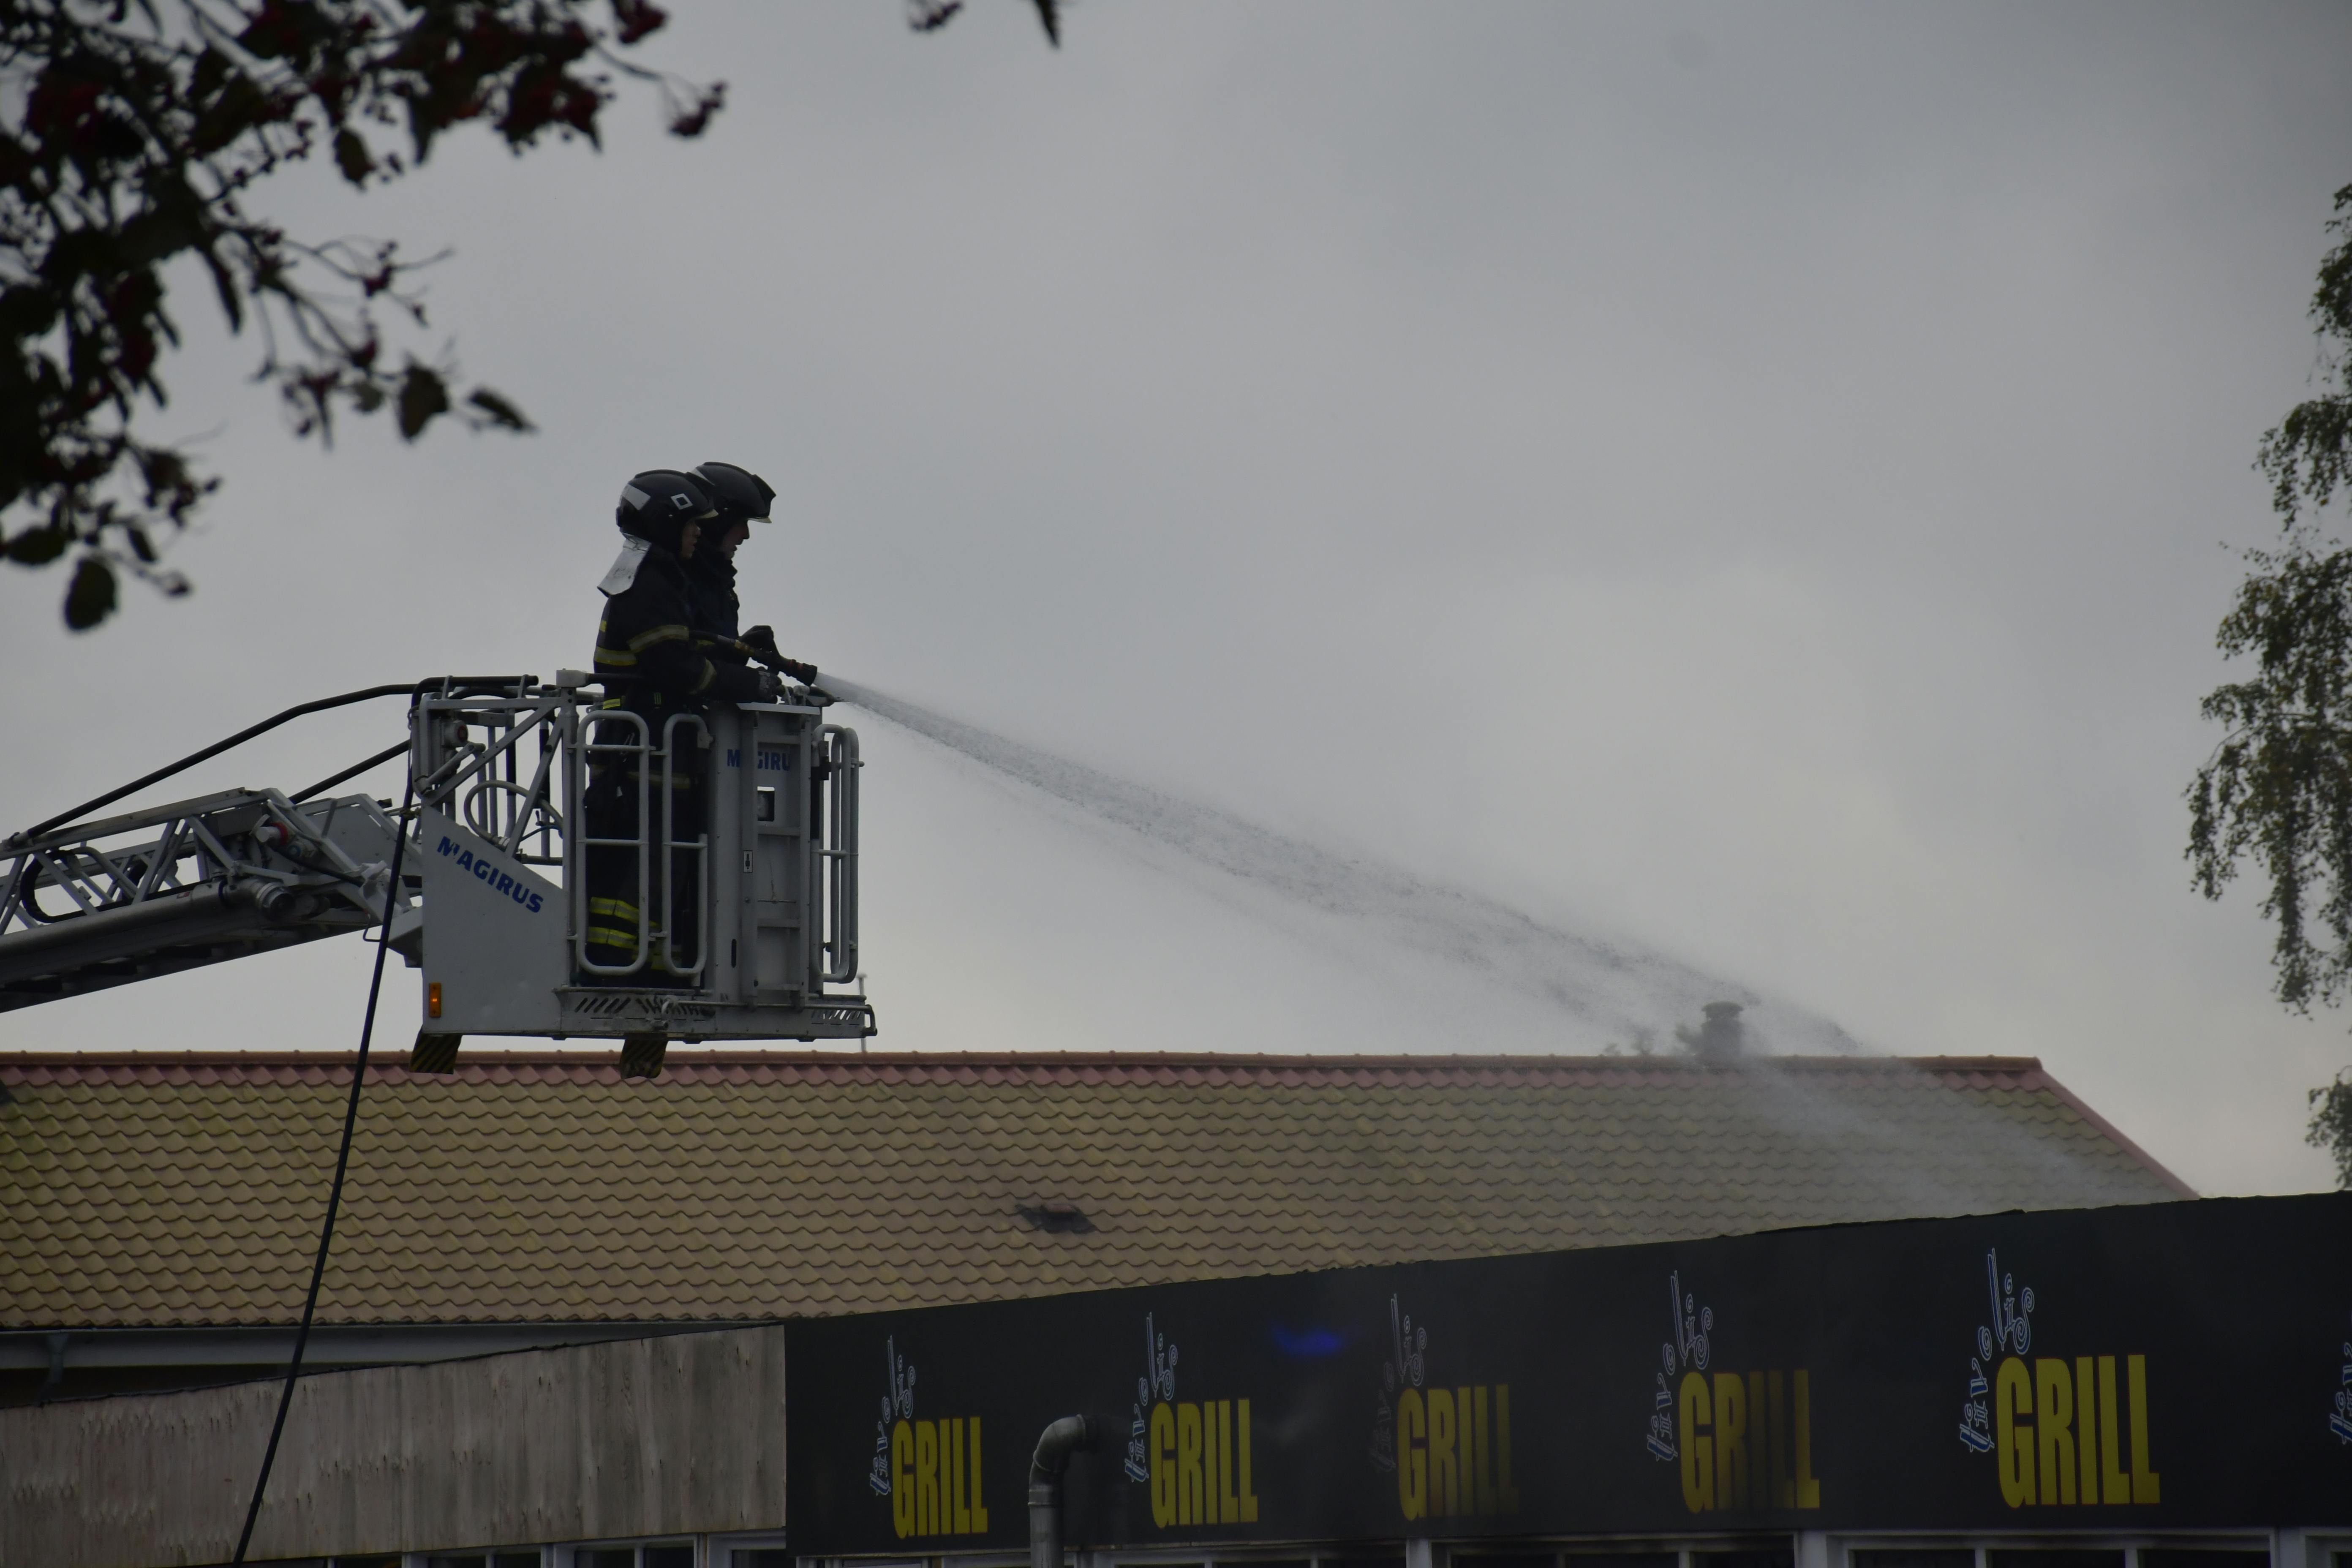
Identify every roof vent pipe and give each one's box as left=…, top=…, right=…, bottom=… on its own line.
left=1678, top=1001, right=1745, bottom=1059
left=1029, top=1414, right=1095, bottom=1568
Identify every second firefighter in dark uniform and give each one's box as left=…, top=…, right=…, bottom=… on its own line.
left=683, top=459, right=819, bottom=688
left=584, top=469, right=776, bottom=979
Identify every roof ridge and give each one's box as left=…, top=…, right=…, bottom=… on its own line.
left=0, top=1048, right=2050, bottom=1072
left=2026, top=1062, right=2200, bottom=1199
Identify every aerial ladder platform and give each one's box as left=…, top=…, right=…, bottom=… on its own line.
left=0, top=673, right=870, bottom=1075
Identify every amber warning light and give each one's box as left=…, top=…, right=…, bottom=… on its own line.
left=427, top=982, right=441, bottom=1019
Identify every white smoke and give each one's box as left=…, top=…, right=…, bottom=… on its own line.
left=825, top=680, right=2191, bottom=1209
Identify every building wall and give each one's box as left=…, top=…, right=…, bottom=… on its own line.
left=0, top=1325, right=787, bottom=1568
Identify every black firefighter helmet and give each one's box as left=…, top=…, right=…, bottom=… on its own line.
left=615, top=469, right=716, bottom=555
left=693, top=461, right=777, bottom=530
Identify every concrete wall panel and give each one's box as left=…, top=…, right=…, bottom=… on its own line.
left=0, top=1326, right=787, bottom=1568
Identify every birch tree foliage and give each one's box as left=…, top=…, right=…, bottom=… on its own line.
left=2187, top=182, right=2352, bottom=1184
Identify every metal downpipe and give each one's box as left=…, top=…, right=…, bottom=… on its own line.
left=1028, top=1414, right=1095, bottom=1568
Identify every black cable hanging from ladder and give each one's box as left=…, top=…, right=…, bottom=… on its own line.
left=231, top=756, right=419, bottom=1564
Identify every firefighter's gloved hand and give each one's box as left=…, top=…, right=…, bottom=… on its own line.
left=779, top=657, right=819, bottom=685
left=743, top=624, right=778, bottom=653
left=754, top=670, right=784, bottom=701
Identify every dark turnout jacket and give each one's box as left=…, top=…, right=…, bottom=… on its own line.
left=594, top=542, right=765, bottom=731
left=684, top=552, right=756, bottom=672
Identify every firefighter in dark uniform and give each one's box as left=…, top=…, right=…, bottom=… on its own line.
left=584, top=469, right=778, bottom=980
left=683, top=460, right=819, bottom=687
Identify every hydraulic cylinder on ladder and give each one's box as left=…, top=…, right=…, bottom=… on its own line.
left=0, top=673, right=872, bottom=1076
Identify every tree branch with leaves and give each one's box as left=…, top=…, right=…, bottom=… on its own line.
left=0, top=0, right=728, bottom=626
left=2187, top=180, right=2352, bottom=1187
left=1, top=0, right=1059, bottom=629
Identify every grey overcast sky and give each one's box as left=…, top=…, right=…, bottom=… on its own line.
left=4, top=1, right=2350, bottom=1195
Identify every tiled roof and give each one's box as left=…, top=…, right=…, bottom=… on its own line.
left=0, top=1050, right=2189, bottom=1330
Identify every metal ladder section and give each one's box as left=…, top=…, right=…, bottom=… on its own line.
left=0, top=788, right=407, bottom=1012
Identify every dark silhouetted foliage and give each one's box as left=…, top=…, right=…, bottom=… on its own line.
left=0, top=0, right=732, bottom=628
left=2, top=0, right=1055, bottom=629
left=2312, top=1070, right=2352, bottom=1186
left=2188, top=182, right=2352, bottom=1185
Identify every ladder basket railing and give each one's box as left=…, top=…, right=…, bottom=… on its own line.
left=659, top=712, right=710, bottom=983
left=820, top=724, right=860, bottom=985
left=566, top=705, right=651, bottom=978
